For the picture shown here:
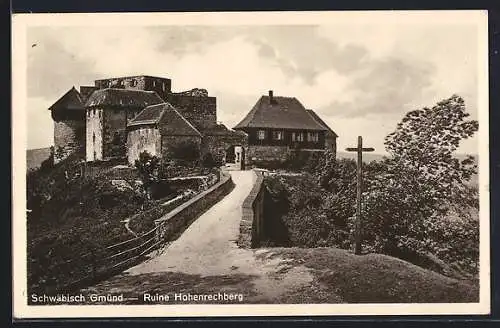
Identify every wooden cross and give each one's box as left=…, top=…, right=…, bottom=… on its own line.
left=346, top=136, right=374, bottom=255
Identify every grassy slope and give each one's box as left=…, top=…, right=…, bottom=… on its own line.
left=270, top=247, right=479, bottom=303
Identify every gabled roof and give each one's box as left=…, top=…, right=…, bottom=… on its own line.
left=85, top=88, right=163, bottom=108
left=306, top=109, right=338, bottom=137
left=233, top=95, right=327, bottom=131
left=128, top=103, right=202, bottom=137
left=48, top=87, right=85, bottom=112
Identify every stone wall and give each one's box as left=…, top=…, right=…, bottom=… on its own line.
left=238, top=171, right=265, bottom=248
left=160, top=135, right=203, bottom=161
left=86, top=108, right=103, bottom=161
left=103, top=109, right=128, bottom=159
left=246, top=145, right=290, bottom=164
left=154, top=171, right=234, bottom=243
left=127, top=127, right=161, bottom=164
left=203, top=133, right=247, bottom=164
left=94, top=76, right=171, bottom=100
left=54, top=119, right=85, bottom=163
left=166, top=94, right=217, bottom=130
left=79, top=86, right=97, bottom=102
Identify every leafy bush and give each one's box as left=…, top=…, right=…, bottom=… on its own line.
left=134, top=151, right=161, bottom=199
left=264, top=174, right=350, bottom=248
left=202, top=152, right=218, bottom=169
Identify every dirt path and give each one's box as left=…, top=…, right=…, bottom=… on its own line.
left=81, top=170, right=319, bottom=304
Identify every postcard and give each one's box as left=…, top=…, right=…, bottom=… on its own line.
left=12, top=10, right=490, bottom=318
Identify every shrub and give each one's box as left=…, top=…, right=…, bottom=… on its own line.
left=27, top=167, right=156, bottom=294
left=202, top=152, right=218, bottom=169
left=134, top=151, right=161, bottom=199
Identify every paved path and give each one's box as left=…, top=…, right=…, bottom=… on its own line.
left=127, top=170, right=257, bottom=276
left=82, top=170, right=315, bottom=303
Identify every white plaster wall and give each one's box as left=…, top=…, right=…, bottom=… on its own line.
left=86, top=108, right=103, bottom=161
left=127, top=127, right=160, bottom=164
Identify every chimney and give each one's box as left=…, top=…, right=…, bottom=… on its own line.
left=269, top=90, right=274, bottom=104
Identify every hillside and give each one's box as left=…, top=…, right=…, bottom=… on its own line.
left=262, top=247, right=479, bottom=303
left=26, top=147, right=52, bottom=171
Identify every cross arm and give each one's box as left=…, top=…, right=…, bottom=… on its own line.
left=345, top=147, right=375, bottom=152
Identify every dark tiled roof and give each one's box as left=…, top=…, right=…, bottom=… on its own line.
left=128, top=103, right=202, bottom=137
left=85, top=88, right=163, bottom=108
left=48, top=87, right=85, bottom=112
left=127, top=102, right=172, bottom=126
left=233, top=95, right=327, bottom=131
left=306, top=109, right=338, bottom=137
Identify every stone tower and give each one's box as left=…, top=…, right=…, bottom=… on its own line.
left=48, top=87, right=87, bottom=163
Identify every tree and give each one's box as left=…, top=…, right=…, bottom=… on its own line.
left=384, top=95, right=477, bottom=200
left=134, top=151, right=161, bottom=199
left=360, top=95, right=479, bottom=270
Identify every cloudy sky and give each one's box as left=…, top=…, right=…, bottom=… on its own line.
left=25, top=15, right=483, bottom=154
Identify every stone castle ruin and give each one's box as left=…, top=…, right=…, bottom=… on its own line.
left=48, top=75, right=247, bottom=166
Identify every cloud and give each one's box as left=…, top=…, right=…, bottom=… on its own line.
left=27, top=27, right=101, bottom=99
left=320, top=57, right=436, bottom=118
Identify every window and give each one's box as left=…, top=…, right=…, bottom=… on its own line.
left=153, top=80, right=156, bottom=87
left=296, top=132, right=304, bottom=142
left=92, top=133, right=95, bottom=143
left=162, top=82, right=166, bottom=92
left=131, top=79, right=137, bottom=87
left=308, top=132, right=319, bottom=142
left=257, top=130, right=266, bottom=140
left=272, top=130, right=284, bottom=140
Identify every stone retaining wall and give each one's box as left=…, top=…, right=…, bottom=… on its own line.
left=238, top=171, right=265, bottom=248
left=154, top=171, right=234, bottom=242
